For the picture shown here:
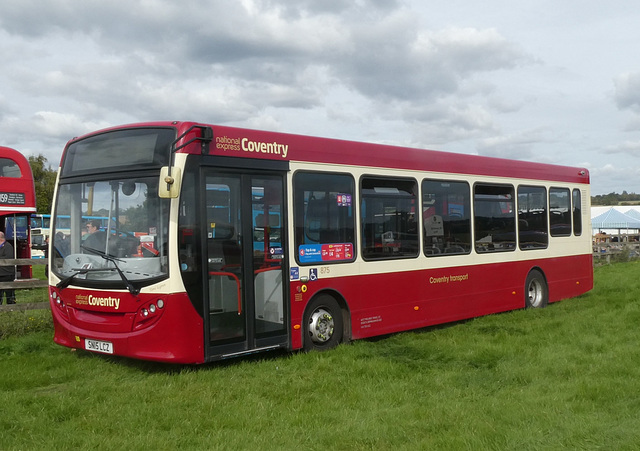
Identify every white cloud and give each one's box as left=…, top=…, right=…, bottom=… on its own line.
left=30, top=111, right=108, bottom=140
left=477, top=128, right=549, bottom=160
left=614, top=72, right=640, bottom=112
left=604, top=140, right=640, bottom=157
left=0, top=0, right=639, bottom=195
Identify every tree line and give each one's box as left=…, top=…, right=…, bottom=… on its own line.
left=591, top=192, right=640, bottom=206
left=28, top=155, right=57, bottom=214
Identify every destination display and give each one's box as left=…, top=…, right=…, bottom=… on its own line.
left=0, top=192, right=25, bottom=205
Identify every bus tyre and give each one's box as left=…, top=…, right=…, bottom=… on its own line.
left=304, top=295, right=343, bottom=352
left=525, top=270, right=548, bottom=308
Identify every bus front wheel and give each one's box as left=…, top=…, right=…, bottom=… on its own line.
left=525, top=269, right=548, bottom=308
left=303, top=295, right=344, bottom=352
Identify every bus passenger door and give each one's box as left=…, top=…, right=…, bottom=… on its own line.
left=203, top=171, right=287, bottom=358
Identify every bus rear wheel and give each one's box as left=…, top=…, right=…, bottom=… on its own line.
left=525, top=269, right=548, bottom=308
left=304, top=295, right=344, bottom=352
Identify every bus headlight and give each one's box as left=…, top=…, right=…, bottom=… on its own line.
left=49, top=289, right=70, bottom=319
left=133, top=298, right=166, bottom=331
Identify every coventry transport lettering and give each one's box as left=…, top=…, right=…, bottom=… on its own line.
left=429, top=273, right=469, bottom=284
left=215, top=136, right=288, bottom=158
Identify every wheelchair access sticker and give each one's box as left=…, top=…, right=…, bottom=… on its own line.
left=309, top=268, right=318, bottom=281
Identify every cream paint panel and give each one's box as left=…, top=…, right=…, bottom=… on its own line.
left=288, top=161, right=591, bottom=280
left=163, top=153, right=191, bottom=294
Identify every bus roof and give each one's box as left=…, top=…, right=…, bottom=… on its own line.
left=0, top=146, right=37, bottom=215
left=65, top=121, right=590, bottom=185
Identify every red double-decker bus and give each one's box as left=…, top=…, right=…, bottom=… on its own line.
left=48, top=122, right=592, bottom=363
left=0, top=146, right=36, bottom=279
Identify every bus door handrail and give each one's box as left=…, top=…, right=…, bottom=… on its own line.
left=208, top=271, right=242, bottom=315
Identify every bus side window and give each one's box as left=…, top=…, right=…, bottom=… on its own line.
left=572, top=189, right=582, bottom=236
left=361, top=176, right=419, bottom=260
left=517, top=185, right=548, bottom=250
left=422, top=179, right=471, bottom=257
left=474, top=183, right=516, bottom=253
left=550, top=187, right=571, bottom=237
left=293, top=171, right=355, bottom=264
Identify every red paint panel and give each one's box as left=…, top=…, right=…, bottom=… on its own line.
left=51, top=290, right=205, bottom=364
left=206, top=124, right=589, bottom=185
left=290, top=254, right=592, bottom=349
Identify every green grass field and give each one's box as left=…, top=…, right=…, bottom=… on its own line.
left=2, top=262, right=640, bottom=449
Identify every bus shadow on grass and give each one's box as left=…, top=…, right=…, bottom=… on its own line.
left=72, top=346, right=292, bottom=374
left=69, top=298, right=574, bottom=373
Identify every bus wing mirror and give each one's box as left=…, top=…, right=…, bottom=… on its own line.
left=159, top=166, right=182, bottom=198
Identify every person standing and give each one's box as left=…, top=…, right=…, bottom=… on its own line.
left=0, top=231, right=16, bottom=305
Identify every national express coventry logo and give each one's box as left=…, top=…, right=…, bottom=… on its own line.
left=75, top=294, right=121, bottom=310
left=215, top=136, right=289, bottom=158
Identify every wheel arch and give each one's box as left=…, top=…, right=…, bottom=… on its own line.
left=527, top=265, right=548, bottom=284
left=305, top=288, right=352, bottom=343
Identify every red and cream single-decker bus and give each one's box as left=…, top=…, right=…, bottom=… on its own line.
left=48, top=122, right=593, bottom=363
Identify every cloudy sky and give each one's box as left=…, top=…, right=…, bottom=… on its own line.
left=1, top=0, right=639, bottom=195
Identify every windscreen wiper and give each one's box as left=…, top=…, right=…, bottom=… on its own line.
left=56, top=268, right=91, bottom=290
left=80, top=245, right=140, bottom=295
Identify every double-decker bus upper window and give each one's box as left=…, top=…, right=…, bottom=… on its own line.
left=361, top=177, right=419, bottom=260
left=51, top=177, right=170, bottom=288
left=422, top=179, right=471, bottom=256
left=61, top=128, right=174, bottom=177
left=294, top=171, right=355, bottom=265
left=0, top=158, right=21, bottom=178
left=517, top=186, right=548, bottom=250
left=474, top=184, right=516, bottom=253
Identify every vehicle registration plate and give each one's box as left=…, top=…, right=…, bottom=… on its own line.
left=85, top=338, right=113, bottom=354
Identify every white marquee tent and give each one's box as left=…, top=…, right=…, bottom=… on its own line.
left=591, top=206, right=640, bottom=235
